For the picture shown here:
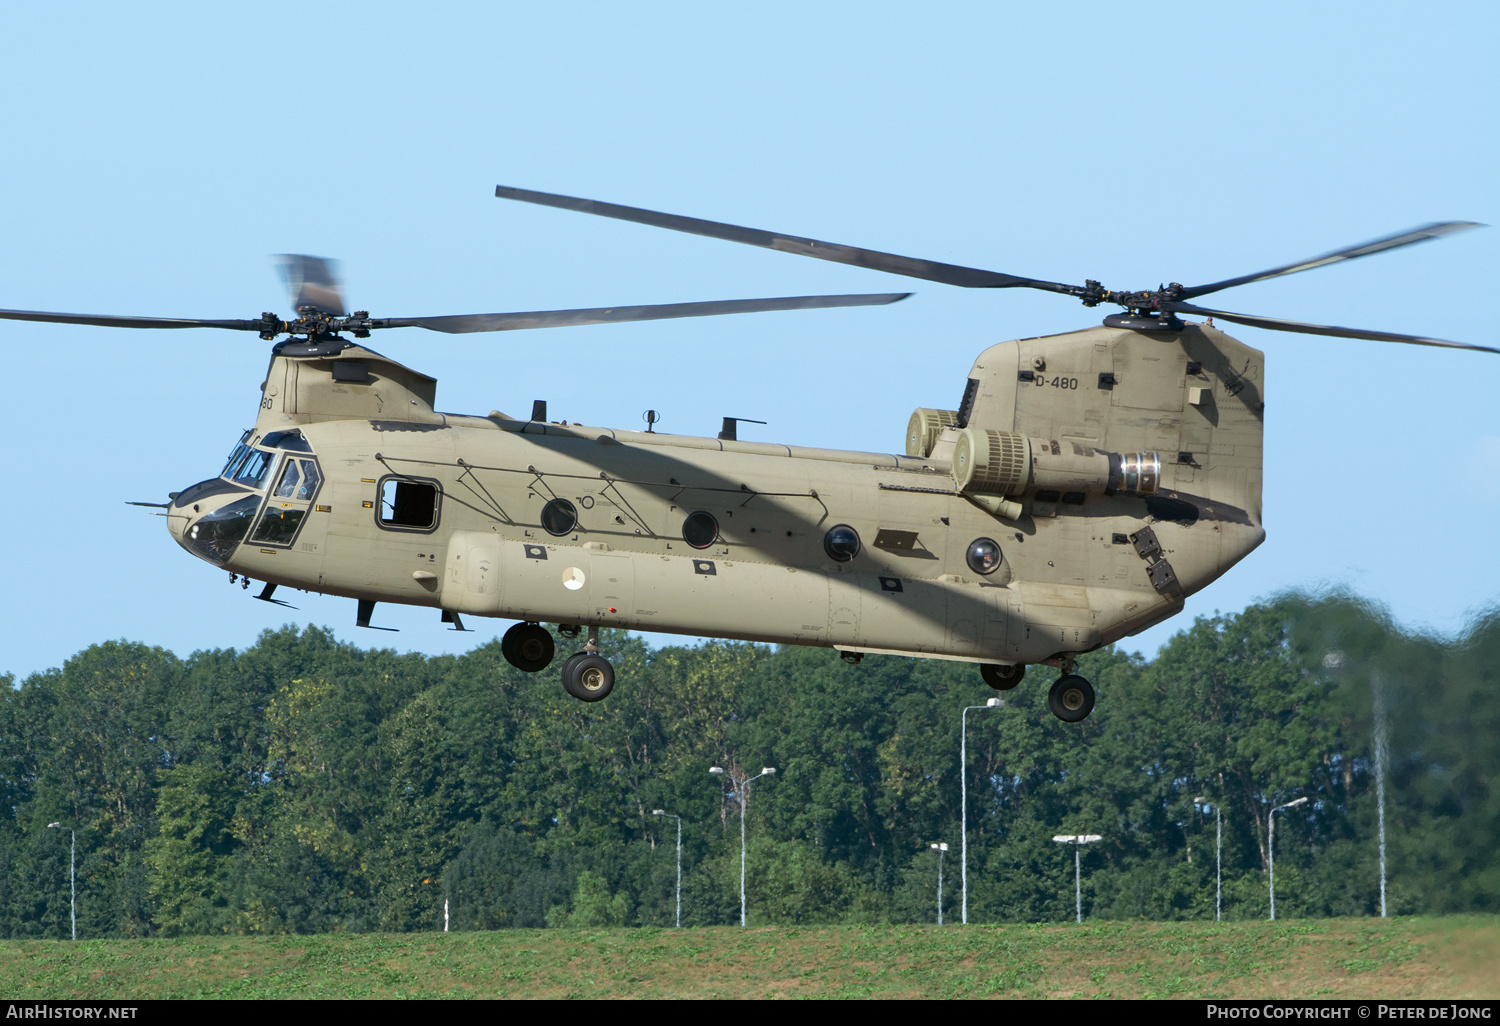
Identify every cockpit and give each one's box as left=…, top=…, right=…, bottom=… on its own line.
left=172, top=429, right=323, bottom=566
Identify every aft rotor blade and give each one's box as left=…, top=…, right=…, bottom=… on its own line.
left=276, top=254, right=346, bottom=316
left=385, top=292, right=910, bottom=333
left=0, top=309, right=261, bottom=330
left=1178, top=222, right=1483, bottom=301
left=1168, top=301, right=1499, bottom=354
left=495, top=185, right=1082, bottom=295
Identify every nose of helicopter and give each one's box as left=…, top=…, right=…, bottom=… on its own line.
left=169, top=478, right=261, bottom=567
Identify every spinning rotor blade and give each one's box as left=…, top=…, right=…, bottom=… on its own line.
left=1167, top=301, right=1500, bottom=354
left=388, top=292, right=910, bottom=333
left=0, top=309, right=260, bottom=330
left=276, top=254, right=346, bottom=315
left=1178, top=222, right=1482, bottom=300
left=495, top=185, right=1082, bottom=295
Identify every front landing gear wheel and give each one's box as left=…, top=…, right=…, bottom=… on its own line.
left=502, top=622, right=555, bottom=672
left=981, top=663, right=1025, bottom=691
left=561, top=652, right=615, bottom=702
left=1048, top=674, right=1095, bottom=722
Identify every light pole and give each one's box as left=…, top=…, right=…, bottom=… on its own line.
left=1051, top=834, right=1102, bottom=924
left=930, top=843, right=949, bottom=925
left=1193, top=796, right=1220, bottom=921
left=961, top=696, right=1004, bottom=925
left=710, top=765, right=776, bottom=927
left=1268, top=796, right=1308, bottom=921
left=46, top=822, right=75, bottom=941
left=651, top=810, right=683, bottom=928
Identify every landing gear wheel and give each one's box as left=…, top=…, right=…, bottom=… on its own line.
left=561, top=652, right=615, bottom=702
left=1048, top=674, right=1095, bottom=722
left=501, top=622, right=555, bottom=672
left=981, top=663, right=1025, bottom=691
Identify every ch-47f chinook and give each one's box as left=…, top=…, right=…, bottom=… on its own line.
left=2, top=191, right=1492, bottom=722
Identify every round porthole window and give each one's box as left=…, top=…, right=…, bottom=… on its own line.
left=823, top=524, right=861, bottom=563
left=966, top=537, right=1003, bottom=575
left=540, top=497, right=579, bottom=536
left=682, top=510, right=719, bottom=549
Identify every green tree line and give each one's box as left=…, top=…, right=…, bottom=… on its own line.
left=0, top=593, right=1496, bottom=937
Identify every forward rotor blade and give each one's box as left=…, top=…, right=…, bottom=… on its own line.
left=496, top=185, right=1081, bottom=295
left=276, top=254, right=346, bottom=316
left=1178, top=222, right=1483, bottom=301
left=1168, top=301, right=1499, bottom=354
left=385, top=292, right=910, bottom=334
left=0, top=309, right=261, bottom=330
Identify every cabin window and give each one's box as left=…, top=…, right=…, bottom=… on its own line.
left=682, top=511, right=719, bottom=549
left=378, top=477, right=441, bottom=532
left=540, top=497, right=578, bottom=536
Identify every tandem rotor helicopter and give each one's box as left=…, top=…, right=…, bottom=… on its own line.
left=2, top=187, right=1492, bottom=721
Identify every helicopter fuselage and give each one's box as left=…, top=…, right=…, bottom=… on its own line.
left=167, top=319, right=1265, bottom=668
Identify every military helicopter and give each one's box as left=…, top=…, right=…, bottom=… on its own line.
left=1, top=189, right=1491, bottom=722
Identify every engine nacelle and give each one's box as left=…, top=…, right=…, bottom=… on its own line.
left=905, top=407, right=960, bottom=458
left=951, top=426, right=1160, bottom=502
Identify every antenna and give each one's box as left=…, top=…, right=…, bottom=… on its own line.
left=718, top=416, right=767, bottom=441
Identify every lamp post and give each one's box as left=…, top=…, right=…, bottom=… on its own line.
left=930, top=843, right=949, bottom=925
left=961, top=696, right=1004, bottom=925
left=1051, top=834, right=1102, bottom=924
left=651, top=810, right=683, bottom=928
left=1193, top=796, right=1220, bottom=921
left=710, top=765, right=776, bottom=927
left=1268, top=796, right=1308, bottom=921
left=46, top=822, right=75, bottom=941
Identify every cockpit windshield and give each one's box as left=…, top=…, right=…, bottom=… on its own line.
left=219, top=430, right=316, bottom=490
left=231, top=449, right=274, bottom=487
left=221, top=430, right=253, bottom=477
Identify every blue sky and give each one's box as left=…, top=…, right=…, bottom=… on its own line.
left=2, top=1, right=1496, bottom=679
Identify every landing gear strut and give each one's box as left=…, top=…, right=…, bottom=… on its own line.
left=501, top=622, right=555, bottom=672
left=561, top=625, right=615, bottom=702
left=1047, top=674, right=1095, bottom=723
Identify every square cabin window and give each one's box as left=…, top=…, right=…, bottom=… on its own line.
left=378, top=478, right=439, bottom=531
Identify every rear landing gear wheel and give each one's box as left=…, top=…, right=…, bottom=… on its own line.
left=981, top=663, right=1025, bottom=691
left=561, top=652, right=615, bottom=702
left=502, top=622, right=555, bottom=672
left=1048, top=674, right=1095, bottom=722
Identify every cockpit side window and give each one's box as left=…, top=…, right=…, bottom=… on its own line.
left=296, top=460, right=321, bottom=500
left=273, top=461, right=301, bottom=499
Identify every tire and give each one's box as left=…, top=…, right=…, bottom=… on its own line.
left=1047, top=674, right=1095, bottom=722
left=562, top=652, right=615, bottom=702
left=981, top=663, right=1025, bottom=691
left=502, top=622, right=555, bottom=672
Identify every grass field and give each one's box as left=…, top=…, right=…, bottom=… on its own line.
left=1, top=917, right=1495, bottom=1000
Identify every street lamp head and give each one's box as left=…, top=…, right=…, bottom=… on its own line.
left=651, top=810, right=664, bottom=816
left=762, top=767, right=776, bottom=776
left=986, top=697, right=1003, bottom=707
left=47, top=822, right=61, bottom=829
left=708, top=766, right=725, bottom=776
left=1288, top=797, right=1309, bottom=808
